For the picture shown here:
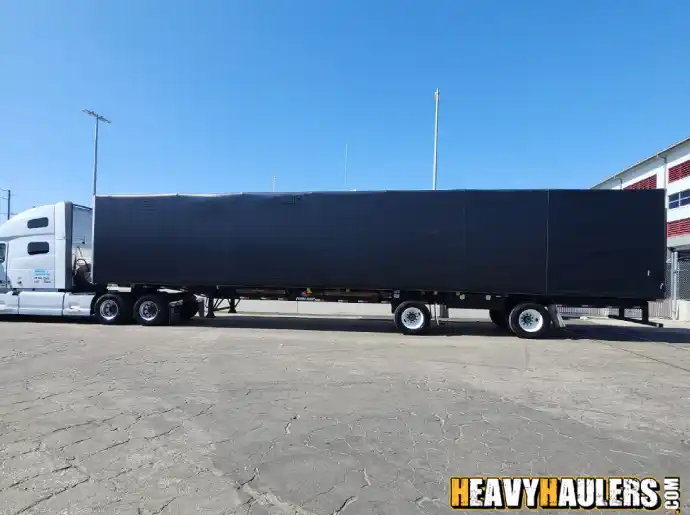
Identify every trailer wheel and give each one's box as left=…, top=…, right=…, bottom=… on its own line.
left=94, top=294, right=132, bottom=325
left=508, top=303, right=551, bottom=339
left=133, top=295, right=170, bottom=326
left=489, top=309, right=509, bottom=330
left=394, top=301, right=431, bottom=335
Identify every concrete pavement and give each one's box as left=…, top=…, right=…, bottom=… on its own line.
left=0, top=314, right=689, bottom=514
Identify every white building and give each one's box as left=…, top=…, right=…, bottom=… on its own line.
left=592, top=136, right=690, bottom=251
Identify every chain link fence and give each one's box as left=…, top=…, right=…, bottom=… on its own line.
left=678, top=254, right=690, bottom=300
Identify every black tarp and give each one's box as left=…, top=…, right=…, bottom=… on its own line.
left=92, top=189, right=666, bottom=300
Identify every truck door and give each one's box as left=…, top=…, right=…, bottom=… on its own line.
left=0, top=242, right=19, bottom=315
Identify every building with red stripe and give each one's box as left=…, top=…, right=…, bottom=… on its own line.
left=592, top=136, right=690, bottom=249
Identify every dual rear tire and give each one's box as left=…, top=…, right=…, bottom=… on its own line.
left=490, top=303, right=552, bottom=339
left=94, top=293, right=171, bottom=326
left=393, top=300, right=553, bottom=338
left=94, top=293, right=133, bottom=325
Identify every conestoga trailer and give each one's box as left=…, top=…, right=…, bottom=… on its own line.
left=0, top=189, right=666, bottom=338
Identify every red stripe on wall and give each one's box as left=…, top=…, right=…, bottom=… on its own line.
left=667, top=217, right=690, bottom=237
left=669, top=160, right=690, bottom=183
left=624, top=175, right=657, bottom=190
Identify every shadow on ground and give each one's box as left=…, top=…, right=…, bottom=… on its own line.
left=193, top=315, right=690, bottom=345
left=3, top=313, right=690, bottom=344
left=565, top=322, right=690, bottom=346
left=190, top=315, right=530, bottom=338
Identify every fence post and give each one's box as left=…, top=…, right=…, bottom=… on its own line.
left=671, top=250, right=679, bottom=320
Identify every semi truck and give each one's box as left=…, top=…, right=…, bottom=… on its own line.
left=0, top=189, right=667, bottom=339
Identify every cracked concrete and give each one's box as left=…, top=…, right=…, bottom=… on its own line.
left=0, top=312, right=689, bottom=514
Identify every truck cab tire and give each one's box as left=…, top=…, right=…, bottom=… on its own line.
left=94, top=294, right=132, bottom=325
left=508, top=303, right=552, bottom=339
left=489, top=309, right=509, bottom=330
left=394, top=301, right=431, bottom=335
left=133, top=294, right=170, bottom=326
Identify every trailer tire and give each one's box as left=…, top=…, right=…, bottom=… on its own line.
left=508, top=303, right=551, bottom=339
left=489, top=309, right=509, bottom=330
left=394, top=301, right=431, bottom=335
left=133, top=294, right=170, bottom=326
left=94, top=294, right=132, bottom=325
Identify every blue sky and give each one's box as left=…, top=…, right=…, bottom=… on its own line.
left=1, top=0, right=689, bottom=213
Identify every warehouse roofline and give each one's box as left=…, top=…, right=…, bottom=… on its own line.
left=591, top=135, right=690, bottom=189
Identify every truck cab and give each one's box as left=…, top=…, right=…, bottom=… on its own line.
left=0, top=202, right=94, bottom=316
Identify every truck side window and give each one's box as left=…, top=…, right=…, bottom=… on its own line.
left=0, top=243, right=5, bottom=263
left=27, top=217, right=49, bottom=229
left=27, top=241, right=49, bottom=255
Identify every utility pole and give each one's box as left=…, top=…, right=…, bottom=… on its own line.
left=0, top=189, right=10, bottom=221
left=82, top=109, right=111, bottom=203
left=432, top=88, right=440, bottom=190
left=344, top=143, right=348, bottom=190
left=432, top=89, right=448, bottom=319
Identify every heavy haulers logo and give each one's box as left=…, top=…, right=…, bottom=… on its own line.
left=449, top=476, right=682, bottom=511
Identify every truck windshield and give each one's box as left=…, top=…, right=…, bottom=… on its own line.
left=0, top=243, right=5, bottom=263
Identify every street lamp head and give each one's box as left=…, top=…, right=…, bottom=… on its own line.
left=82, top=109, right=111, bottom=124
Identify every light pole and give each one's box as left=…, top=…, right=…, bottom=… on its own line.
left=82, top=109, right=111, bottom=202
left=344, top=143, right=348, bottom=190
left=432, top=88, right=440, bottom=190
left=0, top=189, right=10, bottom=221
left=432, top=89, right=448, bottom=319
left=272, top=176, right=276, bottom=192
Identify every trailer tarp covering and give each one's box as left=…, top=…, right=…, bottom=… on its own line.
left=93, top=189, right=666, bottom=300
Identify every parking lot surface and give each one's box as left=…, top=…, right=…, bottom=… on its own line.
left=1, top=313, right=689, bottom=514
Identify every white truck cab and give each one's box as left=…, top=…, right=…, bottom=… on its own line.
left=0, top=202, right=95, bottom=316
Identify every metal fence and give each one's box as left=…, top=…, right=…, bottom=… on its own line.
left=678, top=255, right=690, bottom=299
left=558, top=250, right=690, bottom=320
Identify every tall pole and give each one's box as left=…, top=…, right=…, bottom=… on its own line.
left=82, top=110, right=111, bottom=203
left=0, top=189, right=10, bottom=221
left=432, top=89, right=448, bottom=319
left=344, top=143, right=348, bottom=190
left=432, top=89, right=440, bottom=190
left=272, top=176, right=276, bottom=192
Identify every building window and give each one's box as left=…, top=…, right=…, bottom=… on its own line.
left=625, top=175, right=657, bottom=190
left=669, top=160, right=690, bottom=184
left=27, top=217, right=49, bottom=229
left=27, top=242, right=49, bottom=255
left=669, top=189, right=690, bottom=209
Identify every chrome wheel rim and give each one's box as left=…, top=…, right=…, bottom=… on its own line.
left=99, top=299, right=119, bottom=321
left=139, top=300, right=159, bottom=322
